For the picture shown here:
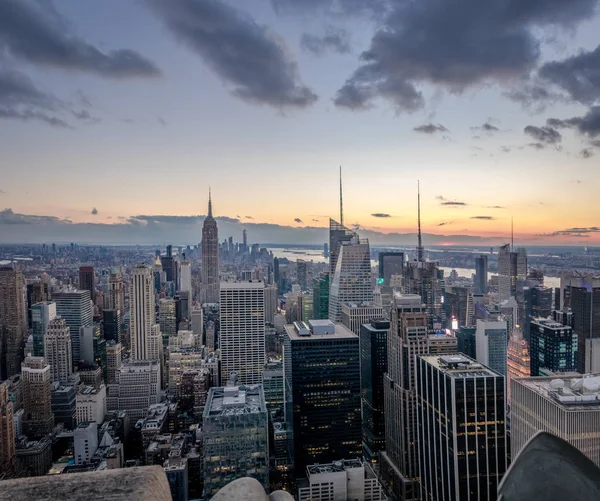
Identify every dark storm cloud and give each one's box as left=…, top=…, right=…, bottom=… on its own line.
left=413, top=123, right=448, bottom=134
left=524, top=125, right=562, bottom=145
left=301, top=27, right=351, bottom=56
left=91, top=208, right=98, bottom=216
left=334, top=0, right=597, bottom=111
left=0, top=69, right=72, bottom=127
left=0, top=0, right=160, bottom=78
left=371, top=213, right=391, bottom=218
left=270, top=0, right=389, bottom=17
left=579, top=148, right=594, bottom=159
left=147, top=0, right=317, bottom=109
left=294, top=218, right=303, bottom=223
left=547, top=107, right=600, bottom=139
left=471, top=216, right=495, bottom=220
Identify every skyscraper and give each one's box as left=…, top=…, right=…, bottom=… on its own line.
left=44, top=317, right=73, bottom=385
left=0, top=267, right=27, bottom=380
left=202, top=386, right=269, bottom=498
left=107, top=271, right=125, bottom=314
left=79, top=266, right=95, bottom=301
left=202, top=191, right=220, bottom=304
left=0, top=381, right=15, bottom=473
left=474, top=254, right=488, bottom=295
left=506, top=326, right=530, bottom=404
left=130, top=265, right=156, bottom=361
left=21, top=356, right=54, bottom=439
left=312, top=273, right=330, bottom=320
left=31, top=301, right=56, bottom=357
left=498, top=244, right=527, bottom=301
left=560, top=272, right=600, bottom=373
left=380, top=294, right=458, bottom=501
left=284, top=320, right=361, bottom=475
left=416, top=355, right=508, bottom=501
left=52, top=290, right=93, bottom=365
left=529, top=317, right=577, bottom=376
left=341, top=301, right=385, bottom=336
left=328, top=219, right=356, bottom=280
left=328, top=235, right=372, bottom=323
left=360, top=319, right=389, bottom=461
left=379, top=252, right=405, bottom=287
left=219, top=281, right=265, bottom=385
left=179, top=259, right=192, bottom=293
left=296, top=259, right=307, bottom=290
left=26, top=280, right=49, bottom=329
left=475, top=319, right=508, bottom=376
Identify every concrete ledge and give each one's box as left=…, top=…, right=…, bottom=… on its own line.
left=0, top=466, right=172, bottom=501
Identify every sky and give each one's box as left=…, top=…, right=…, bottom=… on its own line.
left=1, top=0, right=600, bottom=246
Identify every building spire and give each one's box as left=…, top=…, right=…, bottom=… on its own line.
left=511, top=216, right=514, bottom=250
left=208, top=187, right=213, bottom=219
left=417, top=180, right=424, bottom=262
left=339, top=166, right=344, bottom=227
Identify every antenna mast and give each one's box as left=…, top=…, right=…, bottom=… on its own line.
left=339, top=166, right=344, bottom=227
left=417, top=181, right=424, bottom=262
left=511, top=217, right=514, bottom=250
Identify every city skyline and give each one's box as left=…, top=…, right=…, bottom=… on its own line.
left=1, top=0, right=600, bottom=245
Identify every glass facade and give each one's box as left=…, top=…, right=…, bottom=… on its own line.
left=530, top=318, right=578, bottom=376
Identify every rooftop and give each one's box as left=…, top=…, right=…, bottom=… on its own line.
left=306, top=458, right=363, bottom=476
left=531, top=317, right=572, bottom=330
left=421, top=354, right=500, bottom=378
left=220, top=281, right=265, bottom=289
left=285, top=320, right=357, bottom=341
left=204, top=385, right=267, bottom=418
left=516, top=374, right=600, bottom=409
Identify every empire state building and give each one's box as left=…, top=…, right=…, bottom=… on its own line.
left=202, top=190, right=220, bottom=304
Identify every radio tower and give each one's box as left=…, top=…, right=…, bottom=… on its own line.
left=417, top=181, right=424, bottom=262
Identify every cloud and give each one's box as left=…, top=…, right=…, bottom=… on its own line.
left=501, top=146, right=511, bottom=153
left=371, top=213, right=391, bottom=218
left=0, top=208, right=71, bottom=225
left=414, top=123, right=448, bottom=134
left=0, top=69, right=73, bottom=127
left=0, top=0, right=160, bottom=78
left=437, top=195, right=467, bottom=207
left=547, top=107, right=600, bottom=140
left=147, top=0, right=317, bottom=109
left=245, top=215, right=254, bottom=219
left=91, top=207, right=98, bottom=216
left=157, top=117, right=167, bottom=127
left=579, top=148, right=594, bottom=159
left=294, top=218, right=303, bottom=223
left=471, top=216, right=495, bottom=220
left=524, top=125, right=562, bottom=145
left=540, top=226, right=600, bottom=237
left=300, top=26, right=351, bottom=56
left=269, top=0, right=389, bottom=18
left=312, top=219, right=319, bottom=222
left=472, top=123, right=499, bottom=132
left=438, top=221, right=452, bottom=226
left=484, top=205, right=506, bottom=209
left=527, top=142, right=545, bottom=150
left=334, top=0, right=596, bottom=112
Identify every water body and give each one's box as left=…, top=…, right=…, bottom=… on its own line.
left=267, top=247, right=561, bottom=289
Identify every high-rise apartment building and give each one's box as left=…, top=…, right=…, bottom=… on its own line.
left=79, top=266, right=95, bottom=301
left=296, top=259, right=307, bottom=290
left=0, top=382, right=15, bottom=473
left=21, top=356, right=54, bottom=439
left=474, top=254, right=488, bottom=295
left=329, top=236, right=372, bottom=323
left=475, top=319, right=508, bottom=376
left=264, top=284, right=278, bottom=324
left=403, top=261, right=445, bottom=330
left=511, top=374, right=600, bottom=467
left=159, top=298, right=177, bottom=339
left=31, top=301, right=56, bottom=357
left=179, top=259, right=192, bottom=293
left=0, top=267, right=27, bottom=380
left=52, top=290, right=93, bottom=365
left=201, top=192, right=220, bottom=304
left=341, top=301, right=385, bottom=336
left=529, top=317, right=578, bottom=376
left=416, top=355, right=508, bottom=501
left=219, top=281, right=265, bottom=385
left=560, top=273, right=600, bottom=373
left=360, top=319, right=389, bottom=461
left=284, top=320, right=361, bottom=476
left=43, top=317, right=73, bottom=385
left=378, top=252, right=405, bottom=287
left=106, top=341, right=123, bottom=384
left=202, top=385, right=269, bottom=498
left=102, top=309, right=121, bottom=343
left=381, top=294, right=458, bottom=501
left=130, top=265, right=156, bottom=361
